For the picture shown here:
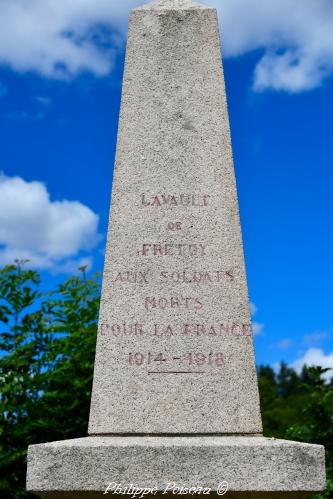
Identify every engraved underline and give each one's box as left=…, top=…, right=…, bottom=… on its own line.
left=148, top=371, right=206, bottom=374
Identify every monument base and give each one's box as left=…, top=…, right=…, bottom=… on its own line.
left=27, top=436, right=325, bottom=498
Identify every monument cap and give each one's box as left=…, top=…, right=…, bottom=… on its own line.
left=135, top=0, right=211, bottom=11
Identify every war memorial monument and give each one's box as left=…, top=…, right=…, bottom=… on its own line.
left=27, top=0, right=326, bottom=497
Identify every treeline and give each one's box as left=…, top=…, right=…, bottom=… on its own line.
left=0, top=264, right=332, bottom=498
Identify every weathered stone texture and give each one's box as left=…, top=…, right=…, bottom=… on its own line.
left=27, top=436, right=325, bottom=497
left=89, top=0, right=262, bottom=436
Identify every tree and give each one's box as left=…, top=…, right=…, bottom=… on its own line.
left=258, top=364, right=333, bottom=499
left=286, top=367, right=333, bottom=499
left=0, top=264, right=100, bottom=499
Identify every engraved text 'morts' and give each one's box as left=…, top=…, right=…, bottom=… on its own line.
left=145, top=296, right=203, bottom=311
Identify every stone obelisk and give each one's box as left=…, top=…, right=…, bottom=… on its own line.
left=27, top=0, right=325, bottom=497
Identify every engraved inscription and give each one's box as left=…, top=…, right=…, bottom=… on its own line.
left=100, top=323, right=252, bottom=337
left=183, top=323, right=252, bottom=337
left=159, top=270, right=234, bottom=283
left=128, top=351, right=224, bottom=367
left=105, top=188, right=250, bottom=376
left=109, top=269, right=234, bottom=286
left=167, top=222, right=182, bottom=231
left=145, top=296, right=203, bottom=311
left=111, top=271, right=150, bottom=284
left=141, top=193, right=210, bottom=208
left=100, top=323, right=145, bottom=336
left=153, top=323, right=252, bottom=337
left=139, top=243, right=207, bottom=257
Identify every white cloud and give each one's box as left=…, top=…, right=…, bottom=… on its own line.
left=252, top=322, right=264, bottom=336
left=303, top=331, right=328, bottom=346
left=250, top=302, right=264, bottom=336
left=52, top=256, right=93, bottom=275
left=0, top=0, right=332, bottom=91
left=272, top=338, right=294, bottom=349
left=211, top=0, right=333, bottom=92
left=250, top=302, right=257, bottom=316
left=291, top=348, right=333, bottom=381
left=35, top=96, right=52, bottom=106
left=0, top=0, right=122, bottom=79
left=0, top=173, right=100, bottom=271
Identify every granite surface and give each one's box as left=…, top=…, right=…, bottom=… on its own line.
left=27, top=436, right=326, bottom=498
left=88, top=0, right=262, bottom=436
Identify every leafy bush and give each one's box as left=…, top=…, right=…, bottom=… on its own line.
left=0, top=264, right=99, bottom=498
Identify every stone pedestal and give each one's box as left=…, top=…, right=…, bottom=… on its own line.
left=27, top=437, right=325, bottom=498
left=27, top=0, right=326, bottom=497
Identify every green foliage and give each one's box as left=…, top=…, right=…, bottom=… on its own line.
left=0, top=263, right=332, bottom=498
left=0, top=263, right=100, bottom=498
left=259, top=364, right=333, bottom=498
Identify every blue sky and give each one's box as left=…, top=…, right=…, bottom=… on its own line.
left=0, top=0, right=332, bottom=373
